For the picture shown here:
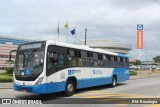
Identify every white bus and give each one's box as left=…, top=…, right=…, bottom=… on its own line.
left=10, top=40, right=129, bottom=96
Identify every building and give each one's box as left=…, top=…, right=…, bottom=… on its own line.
left=0, top=36, right=31, bottom=69
left=80, top=39, right=132, bottom=54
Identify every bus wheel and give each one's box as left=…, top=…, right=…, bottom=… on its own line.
left=65, top=80, right=75, bottom=96
left=111, top=76, right=117, bottom=87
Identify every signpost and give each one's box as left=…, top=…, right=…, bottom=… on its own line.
left=137, top=24, right=144, bottom=61
left=137, top=24, right=143, bottom=49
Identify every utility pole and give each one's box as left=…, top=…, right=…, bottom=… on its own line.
left=85, top=28, right=87, bottom=45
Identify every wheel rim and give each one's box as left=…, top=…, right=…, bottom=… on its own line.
left=67, top=84, right=73, bottom=92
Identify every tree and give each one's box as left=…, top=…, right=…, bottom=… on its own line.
left=153, top=56, right=160, bottom=63
left=134, top=59, right=141, bottom=65
left=5, top=60, right=14, bottom=64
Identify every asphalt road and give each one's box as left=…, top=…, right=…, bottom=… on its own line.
left=0, top=77, right=160, bottom=107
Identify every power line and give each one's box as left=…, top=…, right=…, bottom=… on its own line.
left=107, top=0, right=159, bottom=22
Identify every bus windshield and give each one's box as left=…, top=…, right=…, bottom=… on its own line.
left=15, top=43, right=45, bottom=77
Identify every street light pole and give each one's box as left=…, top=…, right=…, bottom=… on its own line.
left=85, top=28, right=87, bottom=45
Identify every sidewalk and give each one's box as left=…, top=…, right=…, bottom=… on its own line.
left=129, top=71, right=160, bottom=80
left=0, top=82, right=13, bottom=89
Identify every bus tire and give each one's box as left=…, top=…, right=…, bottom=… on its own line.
left=65, top=80, right=75, bottom=96
left=111, top=76, right=117, bottom=87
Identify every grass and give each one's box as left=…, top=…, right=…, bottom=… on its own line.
left=129, top=71, right=137, bottom=76
left=0, top=73, right=13, bottom=82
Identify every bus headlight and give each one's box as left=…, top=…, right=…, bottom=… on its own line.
left=35, top=77, right=44, bottom=85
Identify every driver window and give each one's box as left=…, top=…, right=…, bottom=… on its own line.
left=47, top=51, right=64, bottom=69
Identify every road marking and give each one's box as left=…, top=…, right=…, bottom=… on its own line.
left=82, top=94, right=124, bottom=98
left=74, top=90, right=158, bottom=105
left=96, top=98, right=122, bottom=102
left=80, top=93, right=149, bottom=98
left=143, top=104, right=160, bottom=107
left=74, top=92, right=108, bottom=96
left=74, top=91, right=154, bottom=98
left=115, top=104, right=129, bottom=106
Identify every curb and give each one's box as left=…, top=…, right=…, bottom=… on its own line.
left=129, top=74, right=160, bottom=80
left=0, top=87, right=13, bottom=89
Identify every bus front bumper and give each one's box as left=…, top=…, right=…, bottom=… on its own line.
left=13, top=82, right=66, bottom=94
left=13, top=83, right=48, bottom=94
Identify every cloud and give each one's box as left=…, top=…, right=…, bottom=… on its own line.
left=0, top=0, right=160, bottom=60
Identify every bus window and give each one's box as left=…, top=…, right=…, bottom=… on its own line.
left=86, top=52, right=90, bottom=66
left=98, top=54, right=101, bottom=66
left=103, top=54, right=106, bottom=60
left=81, top=51, right=88, bottom=66
left=108, top=55, right=111, bottom=61
left=47, top=51, right=64, bottom=68
left=67, top=49, right=77, bottom=66
left=122, top=57, right=126, bottom=68
left=118, top=57, right=122, bottom=68
left=56, top=53, right=65, bottom=66
left=100, top=54, right=103, bottom=66
left=125, top=58, right=129, bottom=68
left=114, top=56, right=118, bottom=61
left=93, top=53, right=98, bottom=66
left=120, top=57, right=123, bottom=62
left=78, top=51, right=83, bottom=66
left=102, top=54, right=109, bottom=67
left=90, top=53, right=94, bottom=66
left=118, top=57, right=123, bottom=68
left=110, top=56, right=115, bottom=68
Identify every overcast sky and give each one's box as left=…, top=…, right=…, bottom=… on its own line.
left=0, top=0, right=160, bottom=61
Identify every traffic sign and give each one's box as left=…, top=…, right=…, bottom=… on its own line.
left=137, top=24, right=143, bottom=30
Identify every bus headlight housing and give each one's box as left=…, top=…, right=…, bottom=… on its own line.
left=35, top=77, right=44, bottom=85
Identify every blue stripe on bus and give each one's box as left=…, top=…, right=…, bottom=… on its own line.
left=77, top=76, right=112, bottom=89
left=13, top=68, right=129, bottom=94
left=13, top=81, right=66, bottom=94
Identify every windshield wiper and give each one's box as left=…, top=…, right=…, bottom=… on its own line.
left=27, top=49, right=37, bottom=62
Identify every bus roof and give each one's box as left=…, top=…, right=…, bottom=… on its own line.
left=46, top=40, right=128, bottom=58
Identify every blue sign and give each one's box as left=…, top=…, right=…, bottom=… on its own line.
left=137, top=24, right=143, bottom=30
left=26, top=68, right=30, bottom=75
left=68, top=70, right=81, bottom=75
left=93, top=70, right=102, bottom=74
left=68, top=70, right=73, bottom=75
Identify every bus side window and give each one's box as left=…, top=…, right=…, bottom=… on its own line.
left=81, top=51, right=87, bottom=66
left=123, top=57, right=127, bottom=68
left=78, top=51, right=82, bottom=66
left=120, top=57, right=124, bottom=68
left=67, top=49, right=76, bottom=66
left=90, top=53, right=94, bottom=66
left=93, top=53, right=98, bottom=67
left=56, top=52, right=65, bottom=66
left=117, top=57, right=121, bottom=68
left=47, top=51, right=64, bottom=68
left=110, top=56, right=115, bottom=68
left=87, top=52, right=90, bottom=66
left=103, top=54, right=109, bottom=67
left=102, top=54, right=106, bottom=67
left=107, top=55, right=111, bottom=67
left=98, top=54, right=101, bottom=66
left=125, top=58, right=129, bottom=68
left=100, top=54, right=103, bottom=66
left=47, top=52, right=54, bottom=69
